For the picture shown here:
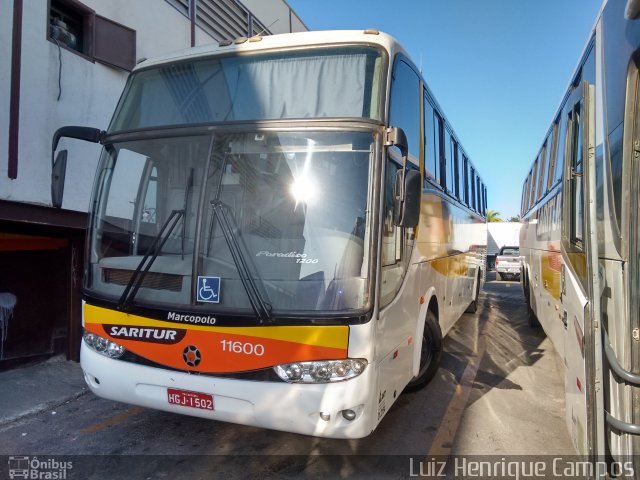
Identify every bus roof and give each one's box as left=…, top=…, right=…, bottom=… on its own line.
left=135, top=30, right=403, bottom=71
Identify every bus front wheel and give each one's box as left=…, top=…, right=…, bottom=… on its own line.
left=405, top=311, right=442, bottom=392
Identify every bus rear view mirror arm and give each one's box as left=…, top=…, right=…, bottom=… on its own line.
left=50, top=126, right=104, bottom=209
left=385, top=127, right=408, bottom=158
left=51, top=126, right=104, bottom=163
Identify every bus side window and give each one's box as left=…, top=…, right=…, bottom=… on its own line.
left=380, top=159, right=409, bottom=307
left=568, top=103, right=584, bottom=247
left=444, top=129, right=454, bottom=194
left=546, top=126, right=558, bottom=191
left=463, top=155, right=469, bottom=205
left=458, top=150, right=465, bottom=202
left=435, top=112, right=445, bottom=190
left=554, top=115, right=566, bottom=185
left=537, top=142, right=548, bottom=199
left=381, top=160, right=401, bottom=267
left=383, top=56, right=420, bottom=307
left=423, top=94, right=438, bottom=182
left=389, top=58, right=420, bottom=164
left=527, top=176, right=532, bottom=210
left=483, top=185, right=488, bottom=216
left=470, top=166, right=476, bottom=211
left=530, top=158, right=539, bottom=207
left=451, top=138, right=460, bottom=199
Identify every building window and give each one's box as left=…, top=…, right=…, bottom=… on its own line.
left=48, top=0, right=136, bottom=71
left=49, top=0, right=94, bottom=56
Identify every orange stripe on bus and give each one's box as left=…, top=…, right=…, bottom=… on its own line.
left=85, top=322, right=348, bottom=373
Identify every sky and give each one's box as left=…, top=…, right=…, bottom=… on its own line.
left=286, top=0, right=603, bottom=220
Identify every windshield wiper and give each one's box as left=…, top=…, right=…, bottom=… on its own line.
left=181, top=168, right=194, bottom=260
left=209, top=200, right=272, bottom=324
left=118, top=209, right=185, bottom=310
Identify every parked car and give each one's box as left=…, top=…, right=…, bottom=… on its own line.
left=495, top=246, right=521, bottom=281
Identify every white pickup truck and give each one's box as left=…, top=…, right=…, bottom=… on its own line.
left=495, top=246, right=521, bottom=281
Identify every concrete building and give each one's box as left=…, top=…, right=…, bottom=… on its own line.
left=0, top=0, right=306, bottom=368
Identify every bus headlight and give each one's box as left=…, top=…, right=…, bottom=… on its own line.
left=83, top=331, right=126, bottom=359
left=274, top=359, right=367, bottom=383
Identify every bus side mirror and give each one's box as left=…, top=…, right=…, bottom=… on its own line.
left=51, top=150, right=67, bottom=209
left=394, top=169, right=421, bottom=228
left=387, top=126, right=419, bottom=228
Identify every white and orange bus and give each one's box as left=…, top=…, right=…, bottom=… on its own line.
left=52, top=29, right=486, bottom=438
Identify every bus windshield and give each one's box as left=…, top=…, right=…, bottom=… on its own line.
left=88, top=131, right=375, bottom=315
left=108, top=46, right=384, bottom=132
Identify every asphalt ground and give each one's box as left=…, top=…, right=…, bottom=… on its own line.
left=0, top=273, right=574, bottom=479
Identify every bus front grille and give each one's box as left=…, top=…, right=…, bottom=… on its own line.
left=103, top=269, right=182, bottom=292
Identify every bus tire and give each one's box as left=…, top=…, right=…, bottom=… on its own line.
left=527, top=303, right=540, bottom=328
left=465, top=273, right=481, bottom=313
left=465, top=299, right=477, bottom=313
left=527, top=284, right=541, bottom=328
left=405, top=310, right=442, bottom=392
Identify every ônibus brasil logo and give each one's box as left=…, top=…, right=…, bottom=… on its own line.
left=8, top=456, right=73, bottom=479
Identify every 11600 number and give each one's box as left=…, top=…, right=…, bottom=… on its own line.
left=220, top=340, right=265, bottom=356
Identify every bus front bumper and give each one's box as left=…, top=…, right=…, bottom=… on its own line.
left=81, top=344, right=376, bottom=439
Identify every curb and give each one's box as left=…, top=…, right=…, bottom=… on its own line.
left=0, top=389, right=89, bottom=428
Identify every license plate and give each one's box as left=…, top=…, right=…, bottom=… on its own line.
left=167, top=388, right=214, bottom=411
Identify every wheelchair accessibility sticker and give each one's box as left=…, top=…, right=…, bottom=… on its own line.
left=197, top=276, right=220, bottom=303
